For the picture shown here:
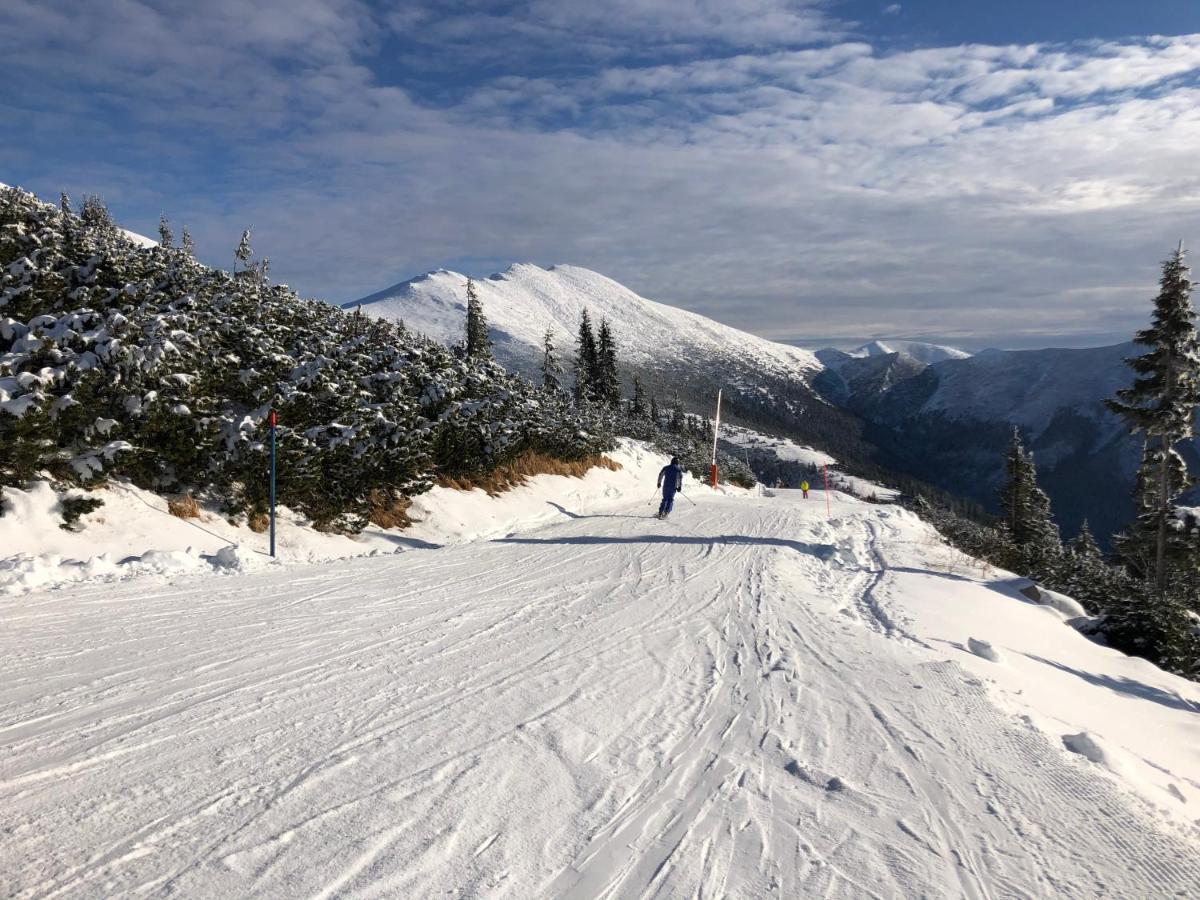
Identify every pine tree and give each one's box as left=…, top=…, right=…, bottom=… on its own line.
left=235, top=228, right=253, bottom=273
left=631, top=376, right=647, bottom=418
left=59, top=192, right=71, bottom=215
left=158, top=214, right=173, bottom=248
left=80, top=195, right=113, bottom=229
left=574, top=309, right=598, bottom=404
left=649, top=394, right=660, bottom=426
left=541, top=327, right=563, bottom=392
left=464, top=278, right=491, bottom=359
left=1071, top=520, right=1102, bottom=560
left=999, top=428, right=1060, bottom=574
left=595, top=318, right=620, bottom=406
left=181, top=227, right=195, bottom=257
left=669, top=391, right=684, bottom=430
left=1106, top=243, right=1200, bottom=594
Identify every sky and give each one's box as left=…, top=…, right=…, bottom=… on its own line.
left=4, top=1, right=1200, bottom=351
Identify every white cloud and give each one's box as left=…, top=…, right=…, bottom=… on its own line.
left=3, top=2, right=1200, bottom=346
left=883, top=4, right=902, bottom=15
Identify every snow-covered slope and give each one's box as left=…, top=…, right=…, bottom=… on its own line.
left=4, top=478, right=1198, bottom=897
left=848, top=339, right=971, bottom=365
left=919, top=343, right=1132, bottom=436
left=352, top=263, right=821, bottom=381
left=351, top=263, right=872, bottom=464
left=1, top=180, right=156, bottom=247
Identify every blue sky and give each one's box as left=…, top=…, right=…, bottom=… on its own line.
left=4, top=1, right=1200, bottom=349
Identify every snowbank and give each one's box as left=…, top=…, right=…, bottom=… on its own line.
left=0, top=440, right=694, bottom=595
left=875, top=507, right=1200, bottom=825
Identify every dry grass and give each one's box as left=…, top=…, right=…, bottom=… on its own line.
left=437, top=451, right=622, bottom=497
left=368, top=489, right=414, bottom=529
left=247, top=511, right=269, bottom=533
left=167, top=492, right=201, bottom=519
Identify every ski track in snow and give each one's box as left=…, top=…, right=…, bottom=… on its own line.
left=2, top=493, right=1198, bottom=898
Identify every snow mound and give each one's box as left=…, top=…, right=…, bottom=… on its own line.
left=1062, top=731, right=1109, bottom=764
left=0, top=440, right=690, bottom=595
left=967, top=637, right=1003, bottom=663
left=1020, top=582, right=1088, bottom=618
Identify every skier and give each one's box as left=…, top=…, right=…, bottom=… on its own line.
left=801, top=479, right=809, bottom=499
left=656, top=456, right=684, bottom=519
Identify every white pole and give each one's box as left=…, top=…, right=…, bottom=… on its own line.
left=710, top=389, right=722, bottom=487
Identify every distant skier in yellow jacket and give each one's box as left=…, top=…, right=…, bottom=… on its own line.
left=801, top=480, right=809, bottom=499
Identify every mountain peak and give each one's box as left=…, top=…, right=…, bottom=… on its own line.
left=848, top=340, right=970, bottom=365
left=350, top=263, right=823, bottom=375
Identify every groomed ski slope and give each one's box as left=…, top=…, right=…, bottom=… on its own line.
left=4, top=488, right=1200, bottom=898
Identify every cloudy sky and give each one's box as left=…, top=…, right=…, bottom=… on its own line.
left=4, top=1, right=1200, bottom=349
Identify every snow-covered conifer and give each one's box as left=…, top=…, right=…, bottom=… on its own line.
left=464, top=278, right=491, bottom=359
left=574, top=309, right=598, bottom=405
left=596, top=318, right=620, bottom=406
left=235, top=229, right=253, bottom=272
left=158, top=214, right=173, bottom=248
left=631, top=376, right=646, bottom=418
left=541, top=327, right=563, bottom=392
left=1107, top=244, right=1200, bottom=594
left=999, top=428, right=1059, bottom=575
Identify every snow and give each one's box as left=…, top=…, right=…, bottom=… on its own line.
left=0, top=440, right=671, bottom=595
left=847, top=339, right=971, bottom=364
left=121, top=228, right=158, bottom=249
left=3, top=473, right=1199, bottom=897
left=351, top=264, right=822, bottom=381
left=967, top=636, right=1004, bottom=662
left=721, top=423, right=835, bottom=467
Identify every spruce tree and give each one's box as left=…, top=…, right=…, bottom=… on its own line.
left=59, top=192, right=71, bottom=215
left=1071, top=520, right=1102, bottom=560
left=464, top=278, right=491, bottom=359
left=235, top=228, right=253, bottom=273
left=999, top=428, right=1060, bottom=574
left=541, top=327, right=563, bottom=392
left=1106, top=243, right=1200, bottom=594
left=181, top=226, right=195, bottom=257
left=631, top=376, right=647, bottom=418
left=595, top=318, right=620, bottom=406
left=574, top=309, right=598, bottom=404
left=649, top=394, right=660, bottom=426
left=158, top=214, right=173, bottom=248
left=80, top=195, right=113, bottom=229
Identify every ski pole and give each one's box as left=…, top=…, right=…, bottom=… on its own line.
left=680, top=492, right=697, bottom=506
left=647, top=487, right=660, bottom=505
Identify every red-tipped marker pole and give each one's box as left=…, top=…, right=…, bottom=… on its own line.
left=710, top=389, right=722, bottom=488
left=823, top=463, right=831, bottom=519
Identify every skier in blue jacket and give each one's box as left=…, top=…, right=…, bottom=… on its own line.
left=656, top=456, right=684, bottom=519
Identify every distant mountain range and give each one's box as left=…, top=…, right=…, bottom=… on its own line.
left=352, top=264, right=1168, bottom=544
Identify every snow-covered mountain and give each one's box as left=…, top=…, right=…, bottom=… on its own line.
left=847, top=339, right=970, bottom=365
left=830, top=343, right=1165, bottom=544
left=351, top=264, right=870, bottom=458
left=353, top=263, right=821, bottom=382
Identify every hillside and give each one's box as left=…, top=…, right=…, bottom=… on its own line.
left=831, top=344, right=1156, bottom=544
left=0, top=186, right=613, bottom=532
